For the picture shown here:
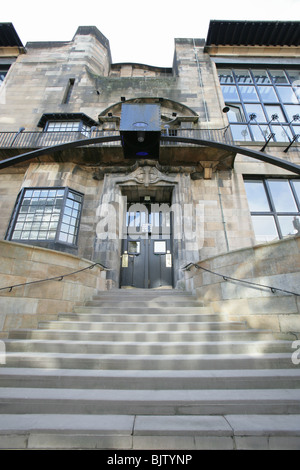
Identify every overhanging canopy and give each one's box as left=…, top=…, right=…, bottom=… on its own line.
left=0, top=135, right=300, bottom=175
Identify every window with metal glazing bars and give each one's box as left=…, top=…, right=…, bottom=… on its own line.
left=244, top=177, right=300, bottom=242
left=5, top=187, right=83, bottom=246
left=218, top=68, right=300, bottom=143
left=45, top=121, right=91, bottom=137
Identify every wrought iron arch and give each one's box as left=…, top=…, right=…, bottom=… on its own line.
left=0, top=135, right=300, bottom=175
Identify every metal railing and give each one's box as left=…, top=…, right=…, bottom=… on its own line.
left=182, top=262, right=300, bottom=297
left=0, top=262, right=109, bottom=293
left=0, top=127, right=233, bottom=150
left=161, top=127, right=233, bottom=145
left=0, top=130, right=120, bottom=149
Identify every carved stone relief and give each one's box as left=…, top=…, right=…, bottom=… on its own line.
left=116, top=164, right=178, bottom=187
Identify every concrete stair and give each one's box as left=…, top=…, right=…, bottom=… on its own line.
left=1, top=289, right=300, bottom=450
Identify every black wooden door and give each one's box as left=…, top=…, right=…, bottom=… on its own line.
left=120, top=203, right=173, bottom=288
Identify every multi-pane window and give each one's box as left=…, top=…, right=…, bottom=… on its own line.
left=46, top=121, right=91, bottom=137
left=244, top=178, right=300, bottom=243
left=218, top=68, right=300, bottom=143
left=58, top=190, right=83, bottom=244
left=6, top=187, right=83, bottom=246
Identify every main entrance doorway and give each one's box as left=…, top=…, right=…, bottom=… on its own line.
left=120, top=197, right=173, bottom=289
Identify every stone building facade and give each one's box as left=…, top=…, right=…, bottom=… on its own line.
left=0, top=21, right=300, bottom=332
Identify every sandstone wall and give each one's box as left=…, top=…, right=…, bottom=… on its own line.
left=0, top=240, right=107, bottom=337
left=184, top=237, right=300, bottom=333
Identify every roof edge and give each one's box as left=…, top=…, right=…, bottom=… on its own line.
left=0, top=23, right=24, bottom=48
left=205, top=20, right=300, bottom=47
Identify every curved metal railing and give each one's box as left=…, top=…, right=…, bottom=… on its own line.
left=182, top=262, right=300, bottom=297
left=0, top=262, right=109, bottom=293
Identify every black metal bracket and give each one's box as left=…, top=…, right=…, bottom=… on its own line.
left=260, top=133, right=275, bottom=152
left=284, top=134, right=300, bottom=153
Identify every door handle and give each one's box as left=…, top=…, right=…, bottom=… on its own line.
left=121, top=252, right=129, bottom=268
left=166, top=250, right=172, bottom=267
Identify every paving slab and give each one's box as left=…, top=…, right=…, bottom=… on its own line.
left=226, top=414, right=300, bottom=436
left=134, top=415, right=233, bottom=436
left=0, top=414, right=135, bottom=434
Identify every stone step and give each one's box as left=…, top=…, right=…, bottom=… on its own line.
left=8, top=328, right=293, bottom=342
left=87, top=291, right=203, bottom=307
left=3, top=351, right=297, bottom=370
left=4, top=339, right=293, bottom=355
left=72, top=305, right=213, bottom=314
left=60, top=311, right=229, bottom=323
left=1, top=387, right=300, bottom=415
left=37, top=320, right=247, bottom=332
left=85, top=300, right=205, bottom=307
left=1, top=413, right=299, bottom=449
left=1, top=368, right=299, bottom=390
left=2, top=286, right=300, bottom=450
left=91, top=290, right=194, bottom=299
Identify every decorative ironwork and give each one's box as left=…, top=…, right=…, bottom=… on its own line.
left=0, top=130, right=300, bottom=175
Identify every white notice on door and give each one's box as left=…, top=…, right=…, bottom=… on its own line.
left=154, top=241, right=166, bottom=254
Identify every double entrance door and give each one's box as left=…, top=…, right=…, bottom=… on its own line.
left=120, top=201, right=173, bottom=289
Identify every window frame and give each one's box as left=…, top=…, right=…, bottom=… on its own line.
left=244, top=176, right=300, bottom=241
left=45, top=120, right=91, bottom=137
left=37, top=113, right=99, bottom=137
left=219, top=67, right=300, bottom=143
left=5, top=186, right=84, bottom=248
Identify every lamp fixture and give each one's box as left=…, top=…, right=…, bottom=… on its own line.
left=249, top=113, right=257, bottom=122
left=137, top=131, right=145, bottom=143
left=289, top=114, right=300, bottom=124
left=120, top=103, right=161, bottom=159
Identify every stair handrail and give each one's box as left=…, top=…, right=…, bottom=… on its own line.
left=182, top=262, right=300, bottom=297
left=0, top=262, right=109, bottom=293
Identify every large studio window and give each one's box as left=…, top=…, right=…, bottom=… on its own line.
left=244, top=178, right=300, bottom=243
left=6, top=187, right=83, bottom=247
left=218, top=68, right=300, bottom=143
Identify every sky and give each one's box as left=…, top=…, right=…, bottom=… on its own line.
left=2, top=0, right=300, bottom=67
